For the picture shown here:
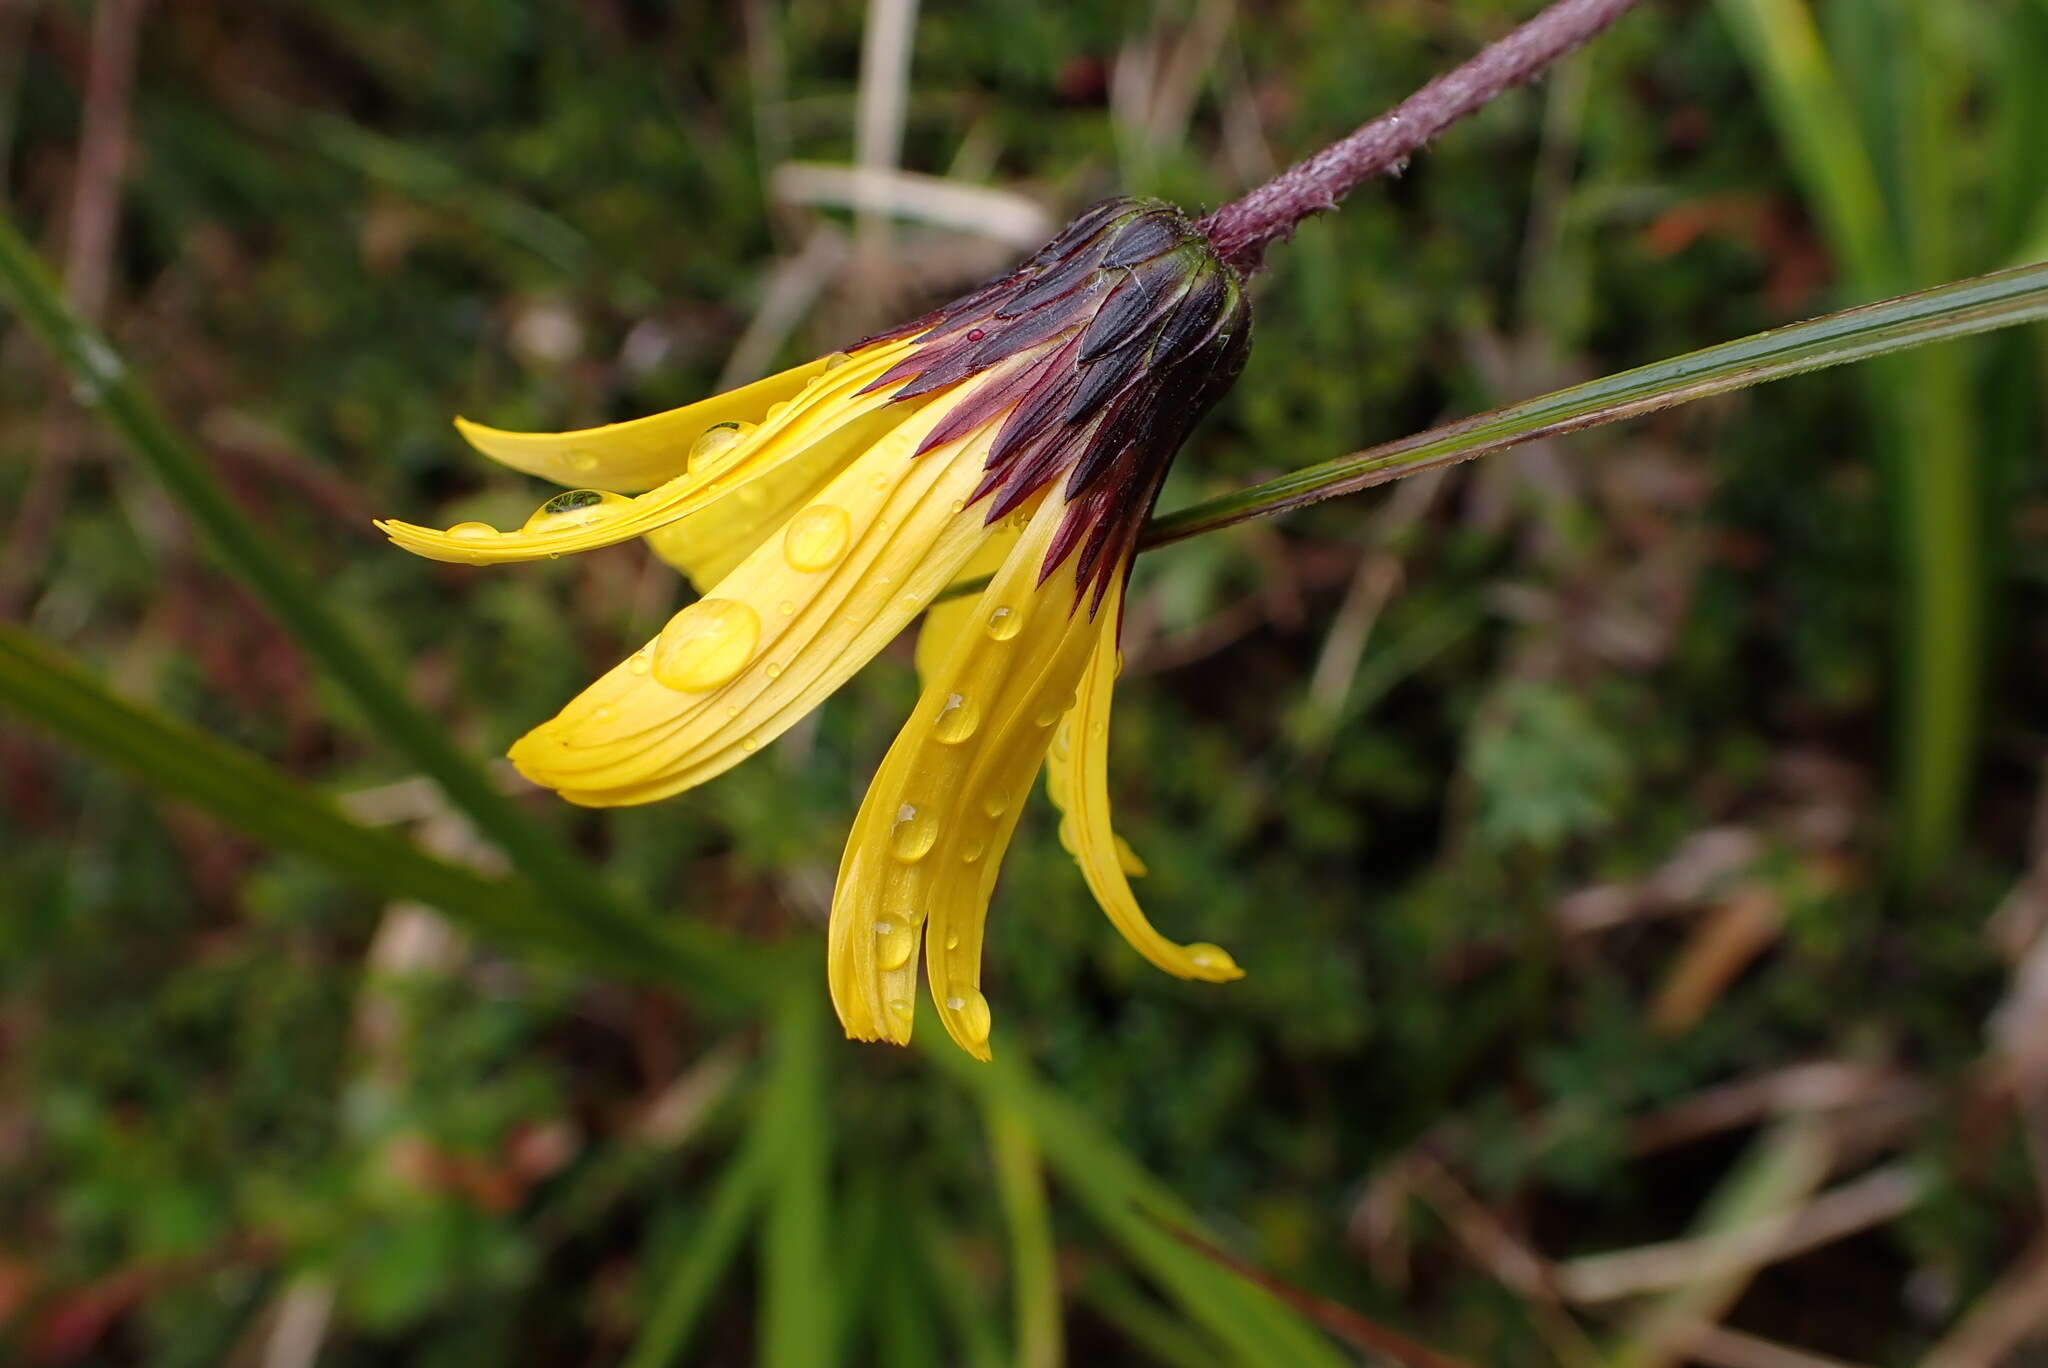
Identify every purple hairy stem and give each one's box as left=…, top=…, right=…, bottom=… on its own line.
left=1198, top=0, right=1645, bottom=273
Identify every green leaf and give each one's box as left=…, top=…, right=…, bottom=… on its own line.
left=1145, top=260, right=2048, bottom=546
left=0, top=623, right=547, bottom=947
left=0, top=210, right=757, bottom=1002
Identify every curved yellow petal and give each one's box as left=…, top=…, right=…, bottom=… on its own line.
left=508, top=398, right=999, bottom=807
left=642, top=398, right=883, bottom=591
left=377, top=341, right=914, bottom=565
left=1045, top=576, right=1242, bottom=983
left=453, top=355, right=838, bottom=493
left=828, top=494, right=1109, bottom=1059
left=913, top=521, right=1021, bottom=688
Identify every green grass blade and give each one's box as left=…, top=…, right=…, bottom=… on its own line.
left=623, top=1132, right=772, bottom=1368
left=985, top=1096, right=1064, bottom=1368
left=1712, top=0, right=1897, bottom=290
left=914, top=1201, right=1010, bottom=1368
left=1144, top=261, right=2048, bottom=547
left=0, top=211, right=755, bottom=1000
left=0, top=621, right=585, bottom=949
left=1079, top=1268, right=1231, bottom=1368
left=928, top=1041, right=1348, bottom=1368
left=758, top=988, right=835, bottom=1367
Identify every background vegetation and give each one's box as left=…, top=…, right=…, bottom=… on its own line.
left=4, top=1, right=2047, bottom=1363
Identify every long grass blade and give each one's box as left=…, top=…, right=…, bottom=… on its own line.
left=927, top=1040, right=1348, bottom=1368
left=1144, top=261, right=2048, bottom=546
left=0, top=622, right=552, bottom=947
left=622, top=1128, right=773, bottom=1368
left=0, top=211, right=755, bottom=999
left=984, top=1097, right=1063, bottom=1368
left=758, top=988, right=835, bottom=1367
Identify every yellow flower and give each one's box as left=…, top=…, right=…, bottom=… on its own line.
left=377, top=197, right=1249, bottom=1058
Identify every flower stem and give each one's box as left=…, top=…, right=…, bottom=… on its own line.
left=1199, top=0, right=1645, bottom=272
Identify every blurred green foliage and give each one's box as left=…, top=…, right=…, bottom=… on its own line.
left=3, top=1, right=2046, bottom=1364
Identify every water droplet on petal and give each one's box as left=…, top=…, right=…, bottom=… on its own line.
left=1186, top=943, right=1238, bottom=975
left=687, top=420, right=754, bottom=474
left=522, top=488, right=631, bottom=534
left=980, top=787, right=1009, bottom=819
left=986, top=605, right=1020, bottom=640
left=628, top=648, right=652, bottom=676
left=961, top=832, right=987, bottom=864
left=872, top=472, right=890, bottom=491
left=875, top=916, right=915, bottom=970
left=783, top=505, right=851, bottom=571
left=653, top=598, right=760, bottom=691
left=567, top=450, right=598, bottom=472
left=822, top=351, right=852, bottom=371
left=933, top=692, right=979, bottom=744
left=777, top=600, right=795, bottom=616
left=447, top=521, right=499, bottom=540
left=891, top=803, right=938, bottom=863
left=741, top=734, right=760, bottom=752
left=885, top=998, right=914, bottom=1030
left=944, top=989, right=992, bottom=1045
left=945, top=932, right=961, bottom=950
left=765, top=662, right=783, bottom=679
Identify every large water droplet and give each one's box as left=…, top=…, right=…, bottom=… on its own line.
left=933, top=692, right=978, bottom=744
left=986, top=605, right=1021, bottom=640
left=521, top=488, right=631, bottom=535
left=687, top=420, right=754, bottom=474
left=653, top=598, right=760, bottom=691
left=783, top=505, right=851, bottom=571
left=891, top=803, right=938, bottom=863
left=944, top=988, right=992, bottom=1045
left=875, top=916, right=916, bottom=970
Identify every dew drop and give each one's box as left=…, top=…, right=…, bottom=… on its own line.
left=944, top=988, right=992, bottom=1045
left=653, top=598, right=760, bottom=692
left=885, top=998, right=914, bottom=1030
left=777, top=600, right=795, bottom=616
left=821, top=350, right=852, bottom=371
left=628, top=648, right=652, bottom=676
left=568, top=450, right=598, bottom=473
left=933, top=692, right=979, bottom=744
left=949, top=498, right=965, bottom=514
left=764, top=399, right=792, bottom=422
left=891, top=803, right=938, bottom=863
left=765, top=662, right=783, bottom=679
left=686, top=420, right=754, bottom=474
left=742, top=734, right=760, bottom=752
left=986, top=605, right=1021, bottom=640
left=783, top=505, right=852, bottom=571
left=980, top=787, right=1010, bottom=819
left=875, top=916, right=916, bottom=971
left=945, top=932, right=961, bottom=950
left=522, top=487, right=631, bottom=534
left=966, top=328, right=986, bottom=342
left=1186, top=943, right=1238, bottom=975
left=872, top=472, right=890, bottom=491
left=447, top=521, right=499, bottom=540
left=960, top=832, right=988, bottom=864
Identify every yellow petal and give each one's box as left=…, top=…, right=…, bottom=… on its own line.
left=828, top=494, right=1109, bottom=1059
left=377, top=341, right=914, bottom=565
left=453, top=354, right=839, bottom=493
left=508, top=397, right=999, bottom=807
left=642, top=400, right=875, bottom=591
left=913, top=521, right=1021, bottom=688
left=1045, top=576, right=1242, bottom=983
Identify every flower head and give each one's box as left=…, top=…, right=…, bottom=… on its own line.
left=377, top=196, right=1250, bottom=1057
